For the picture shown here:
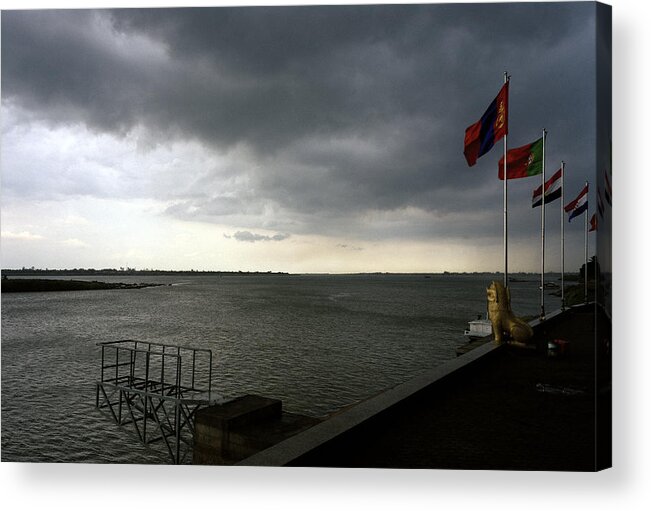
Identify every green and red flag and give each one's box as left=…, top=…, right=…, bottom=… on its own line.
left=498, top=137, right=543, bottom=180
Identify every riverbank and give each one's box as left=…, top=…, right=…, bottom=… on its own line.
left=1, top=278, right=165, bottom=293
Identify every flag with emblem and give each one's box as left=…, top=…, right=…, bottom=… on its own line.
left=498, top=137, right=543, bottom=180
left=463, top=82, right=509, bottom=167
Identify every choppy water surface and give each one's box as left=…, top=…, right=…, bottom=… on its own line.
left=1, top=273, right=560, bottom=463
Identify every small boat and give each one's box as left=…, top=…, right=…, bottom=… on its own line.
left=464, top=313, right=493, bottom=339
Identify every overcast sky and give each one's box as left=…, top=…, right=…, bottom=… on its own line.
left=1, top=2, right=608, bottom=273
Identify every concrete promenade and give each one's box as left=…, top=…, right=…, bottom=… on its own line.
left=239, top=304, right=611, bottom=471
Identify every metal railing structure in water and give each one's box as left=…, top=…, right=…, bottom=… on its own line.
left=95, top=340, right=222, bottom=464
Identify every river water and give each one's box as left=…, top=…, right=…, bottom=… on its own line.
left=1, top=273, right=560, bottom=464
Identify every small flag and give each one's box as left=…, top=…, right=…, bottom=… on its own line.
left=498, top=137, right=543, bottom=180
left=564, top=184, right=589, bottom=222
left=604, top=171, right=612, bottom=206
left=532, top=168, right=562, bottom=208
left=463, top=82, right=509, bottom=167
left=589, top=213, right=597, bottom=232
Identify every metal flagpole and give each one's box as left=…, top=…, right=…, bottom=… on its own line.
left=561, top=161, right=565, bottom=310
left=584, top=180, right=589, bottom=303
left=540, top=129, right=547, bottom=319
left=503, top=71, right=509, bottom=289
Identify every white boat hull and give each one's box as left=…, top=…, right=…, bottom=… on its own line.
left=463, top=319, right=493, bottom=339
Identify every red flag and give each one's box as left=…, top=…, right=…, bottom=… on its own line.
left=589, top=213, right=597, bottom=232
left=498, top=137, right=543, bottom=180
left=463, top=82, right=509, bottom=166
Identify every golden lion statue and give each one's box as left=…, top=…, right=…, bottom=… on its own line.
left=487, top=281, right=534, bottom=345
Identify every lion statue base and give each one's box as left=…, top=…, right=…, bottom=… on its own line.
left=486, top=280, right=534, bottom=345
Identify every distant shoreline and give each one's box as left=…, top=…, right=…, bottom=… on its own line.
left=1, top=269, right=289, bottom=277
left=1, top=278, right=165, bottom=293
left=1, top=268, right=574, bottom=278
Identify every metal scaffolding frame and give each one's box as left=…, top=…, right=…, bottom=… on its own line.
left=95, top=340, right=221, bottom=464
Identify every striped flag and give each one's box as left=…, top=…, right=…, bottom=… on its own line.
left=564, top=184, right=589, bottom=222
left=532, top=168, right=562, bottom=208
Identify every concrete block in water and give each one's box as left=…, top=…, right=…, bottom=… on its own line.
left=194, top=395, right=282, bottom=464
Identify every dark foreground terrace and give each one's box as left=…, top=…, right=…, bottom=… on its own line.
left=236, top=303, right=611, bottom=471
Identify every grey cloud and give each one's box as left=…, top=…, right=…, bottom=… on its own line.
left=337, top=244, right=363, bottom=251
left=231, top=231, right=290, bottom=243
left=1, top=4, right=600, bottom=245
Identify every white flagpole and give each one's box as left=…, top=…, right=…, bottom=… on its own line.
left=540, top=129, right=547, bottom=319
left=561, top=161, right=565, bottom=310
left=503, top=71, right=509, bottom=289
left=584, top=180, right=589, bottom=303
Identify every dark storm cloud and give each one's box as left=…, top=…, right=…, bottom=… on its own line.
left=1, top=3, right=598, bottom=242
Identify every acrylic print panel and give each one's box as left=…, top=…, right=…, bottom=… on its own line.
left=0, top=2, right=611, bottom=470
